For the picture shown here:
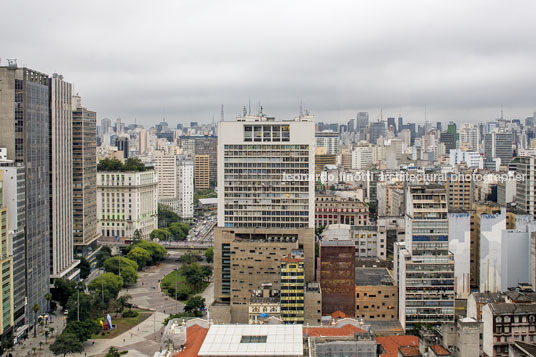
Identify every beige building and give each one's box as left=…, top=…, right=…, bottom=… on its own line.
left=248, top=284, right=281, bottom=324
left=315, top=191, right=369, bottom=227
left=72, top=95, right=101, bottom=260
left=194, top=154, right=210, bottom=190
left=355, top=268, right=397, bottom=321
left=97, top=169, right=158, bottom=240
left=212, top=114, right=315, bottom=323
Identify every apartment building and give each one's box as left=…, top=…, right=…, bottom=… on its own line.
left=482, top=303, right=536, bottom=357
left=72, top=95, right=101, bottom=260
left=280, top=251, right=305, bottom=323
left=395, top=184, right=455, bottom=330
left=211, top=114, right=315, bottom=323
left=49, top=74, right=79, bottom=282
left=194, top=154, right=210, bottom=190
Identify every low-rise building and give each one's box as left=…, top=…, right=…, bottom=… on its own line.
left=315, top=192, right=368, bottom=227
left=482, top=303, right=536, bottom=357
left=355, top=268, right=398, bottom=321
left=248, top=284, right=281, bottom=324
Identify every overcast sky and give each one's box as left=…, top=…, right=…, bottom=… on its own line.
left=2, top=0, right=535, bottom=127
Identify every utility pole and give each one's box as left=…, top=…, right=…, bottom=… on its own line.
left=174, top=268, right=178, bottom=313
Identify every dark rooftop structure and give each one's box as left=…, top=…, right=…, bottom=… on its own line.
left=355, top=268, right=394, bottom=286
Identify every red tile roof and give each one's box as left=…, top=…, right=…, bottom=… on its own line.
left=331, top=310, right=347, bottom=319
left=376, top=335, right=419, bottom=357
left=304, top=324, right=367, bottom=337
left=399, top=346, right=420, bottom=356
left=172, top=324, right=208, bottom=357
left=430, top=344, right=450, bottom=356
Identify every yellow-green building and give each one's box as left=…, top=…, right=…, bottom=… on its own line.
left=280, top=251, right=305, bottom=323
left=0, top=171, right=14, bottom=336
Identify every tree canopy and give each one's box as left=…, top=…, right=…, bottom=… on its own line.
left=149, top=228, right=171, bottom=241
left=184, top=296, right=205, bottom=316
left=88, top=272, right=124, bottom=303
left=62, top=319, right=100, bottom=342
left=103, top=256, right=138, bottom=285
left=97, top=157, right=147, bottom=172
left=49, top=333, right=83, bottom=356
left=128, top=240, right=167, bottom=265
left=204, top=247, right=214, bottom=263
left=126, top=247, right=151, bottom=269
left=52, top=279, right=77, bottom=308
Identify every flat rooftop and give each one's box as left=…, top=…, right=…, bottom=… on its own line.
left=198, top=324, right=303, bottom=356
left=355, top=268, right=394, bottom=286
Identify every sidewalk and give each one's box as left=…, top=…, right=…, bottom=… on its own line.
left=81, top=311, right=168, bottom=356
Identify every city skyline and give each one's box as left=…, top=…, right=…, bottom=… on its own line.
left=1, top=0, right=535, bottom=126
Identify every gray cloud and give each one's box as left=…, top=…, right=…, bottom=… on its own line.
left=1, top=0, right=535, bottom=126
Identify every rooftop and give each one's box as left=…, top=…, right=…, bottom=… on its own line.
left=355, top=268, right=394, bottom=286
left=430, top=344, right=450, bottom=356
left=198, top=325, right=303, bottom=356
left=303, top=324, right=367, bottom=337
left=399, top=345, right=421, bottom=357
left=321, top=240, right=354, bottom=247
left=470, top=291, right=505, bottom=304
left=376, top=335, right=419, bottom=357
left=174, top=325, right=209, bottom=357
left=488, top=302, right=536, bottom=314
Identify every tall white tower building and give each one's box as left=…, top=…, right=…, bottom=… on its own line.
left=394, top=184, right=455, bottom=330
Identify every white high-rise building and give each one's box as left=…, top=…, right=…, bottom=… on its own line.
left=448, top=211, right=471, bottom=298
left=352, top=146, right=373, bottom=169
left=394, top=184, right=455, bottom=330
left=177, top=156, right=194, bottom=218
left=315, top=132, right=339, bottom=155
left=154, top=151, right=194, bottom=218
left=49, top=74, right=79, bottom=281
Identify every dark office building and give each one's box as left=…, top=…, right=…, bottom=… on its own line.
left=116, top=137, right=129, bottom=158
left=0, top=65, right=51, bottom=325
left=387, top=117, right=396, bottom=133
left=319, top=241, right=356, bottom=317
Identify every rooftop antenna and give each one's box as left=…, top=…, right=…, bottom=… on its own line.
left=299, top=100, right=303, bottom=118
left=220, top=104, right=224, bottom=122
left=425, top=106, right=427, bottom=122
left=500, top=104, right=504, bottom=120
left=380, top=105, right=383, bottom=122
left=248, top=97, right=251, bottom=115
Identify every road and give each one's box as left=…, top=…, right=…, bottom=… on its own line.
left=123, top=250, right=185, bottom=315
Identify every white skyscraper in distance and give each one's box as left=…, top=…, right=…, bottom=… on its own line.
left=49, top=74, right=79, bottom=281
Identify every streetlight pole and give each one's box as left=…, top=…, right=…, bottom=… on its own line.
left=174, top=268, right=178, bottom=313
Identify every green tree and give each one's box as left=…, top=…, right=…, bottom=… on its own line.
left=63, top=320, right=100, bottom=342
left=201, top=265, right=212, bottom=280
left=158, top=204, right=181, bottom=227
left=122, top=158, right=146, bottom=171
left=103, top=256, right=138, bottom=285
left=132, top=229, right=142, bottom=242
left=168, top=222, right=189, bottom=241
left=184, top=296, right=205, bottom=315
left=96, top=246, right=112, bottom=268
left=180, top=263, right=204, bottom=291
left=118, top=294, right=132, bottom=311
left=32, top=304, right=40, bottom=337
left=52, top=279, right=77, bottom=308
left=97, top=158, right=123, bottom=171
left=49, top=333, right=83, bottom=356
left=45, top=292, right=52, bottom=313
left=204, top=247, right=214, bottom=263
left=128, top=240, right=167, bottom=265
left=88, top=273, right=124, bottom=303
left=105, top=346, right=122, bottom=357
left=149, top=228, right=171, bottom=241
left=127, top=247, right=151, bottom=269
left=76, top=256, right=91, bottom=279
left=178, top=252, right=202, bottom=264
left=65, top=292, right=93, bottom=322
left=175, top=286, right=192, bottom=300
